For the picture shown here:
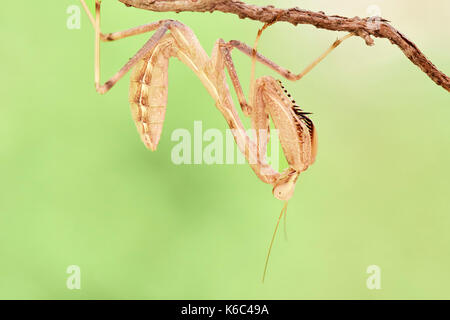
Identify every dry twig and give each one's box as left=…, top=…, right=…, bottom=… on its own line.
left=119, top=0, right=449, bottom=92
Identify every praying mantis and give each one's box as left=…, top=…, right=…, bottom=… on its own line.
left=79, top=0, right=353, bottom=281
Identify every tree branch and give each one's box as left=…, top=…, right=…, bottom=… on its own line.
left=119, top=0, right=449, bottom=92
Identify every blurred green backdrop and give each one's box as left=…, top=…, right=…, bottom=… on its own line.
left=0, top=0, right=449, bottom=299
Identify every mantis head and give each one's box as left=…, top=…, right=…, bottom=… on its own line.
left=272, top=168, right=300, bottom=201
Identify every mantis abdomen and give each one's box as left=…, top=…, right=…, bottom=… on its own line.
left=129, top=38, right=171, bottom=151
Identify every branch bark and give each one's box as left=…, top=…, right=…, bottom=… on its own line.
left=119, top=0, right=449, bottom=92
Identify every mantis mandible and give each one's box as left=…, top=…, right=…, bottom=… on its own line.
left=79, top=0, right=352, bottom=281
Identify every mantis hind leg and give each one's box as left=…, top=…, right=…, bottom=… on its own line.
left=79, top=0, right=174, bottom=94
left=79, top=0, right=169, bottom=41
left=94, top=23, right=173, bottom=94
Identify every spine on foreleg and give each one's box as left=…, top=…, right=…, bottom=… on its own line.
left=129, top=45, right=170, bottom=151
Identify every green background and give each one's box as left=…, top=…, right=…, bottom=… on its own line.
left=0, top=0, right=449, bottom=299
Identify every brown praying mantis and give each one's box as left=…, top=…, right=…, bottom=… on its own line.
left=79, top=0, right=353, bottom=281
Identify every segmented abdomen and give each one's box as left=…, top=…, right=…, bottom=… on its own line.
left=129, top=41, right=171, bottom=151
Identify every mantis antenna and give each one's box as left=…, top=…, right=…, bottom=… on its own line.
left=262, top=201, right=288, bottom=283
left=250, top=22, right=292, bottom=283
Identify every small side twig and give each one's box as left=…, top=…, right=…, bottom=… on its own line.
left=119, top=0, right=450, bottom=92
